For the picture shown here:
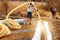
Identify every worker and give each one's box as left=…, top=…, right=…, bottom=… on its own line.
left=50, top=6, right=56, bottom=18
left=26, top=3, right=35, bottom=25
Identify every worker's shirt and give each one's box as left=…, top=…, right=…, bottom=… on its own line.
left=27, top=5, right=34, bottom=12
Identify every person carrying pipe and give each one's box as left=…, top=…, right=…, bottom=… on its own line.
left=26, top=3, right=35, bottom=25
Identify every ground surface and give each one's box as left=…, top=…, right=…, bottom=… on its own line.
left=0, top=9, right=60, bottom=40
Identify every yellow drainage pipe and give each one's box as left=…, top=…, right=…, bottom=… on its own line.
left=37, top=10, right=46, bottom=40
left=33, top=3, right=46, bottom=40
left=6, top=2, right=29, bottom=19
left=0, top=2, right=29, bottom=38
left=0, top=2, right=30, bottom=38
left=0, top=23, right=11, bottom=38
left=4, top=2, right=29, bottom=29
